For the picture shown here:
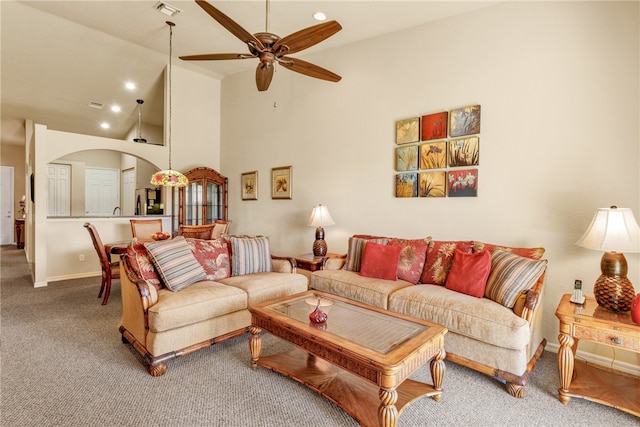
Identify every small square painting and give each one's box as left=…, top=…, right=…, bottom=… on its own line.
left=396, top=117, right=420, bottom=145
left=419, top=171, right=446, bottom=197
left=448, top=137, right=479, bottom=167
left=449, top=105, right=481, bottom=137
left=419, top=142, right=447, bottom=170
left=448, top=169, right=478, bottom=197
left=395, top=173, right=418, bottom=197
left=395, top=145, right=418, bottom=171
left=421, top=111, right=448, bottom=141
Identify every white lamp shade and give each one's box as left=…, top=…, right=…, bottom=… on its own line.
left=308, top=205, right=335, bottom=227
left=575, top=207, right=640, bottom=253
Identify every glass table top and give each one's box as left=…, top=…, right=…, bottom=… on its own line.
left=266, top=293, right=429, bottom=354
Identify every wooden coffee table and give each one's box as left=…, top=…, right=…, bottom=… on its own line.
left=249, top=290, right=447, bottom=427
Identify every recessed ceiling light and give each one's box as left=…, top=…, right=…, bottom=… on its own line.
left=313, top=12, right=327, bottom=21
left=100, top=122, right=110, bottom=129
left=155, top=1, right=181, bottom=17
left=111, top=105, right=121, bottom=113
left=125, top=82, right=136, bottom=90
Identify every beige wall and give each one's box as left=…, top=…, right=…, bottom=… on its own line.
left=220, top=2, right=639, bottom=370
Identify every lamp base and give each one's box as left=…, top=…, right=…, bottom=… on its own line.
left=594, top=275, right=635, bottom=312
left=594, top=251, right=635, bottom=312
left=313, top=226, right=327, bottom=257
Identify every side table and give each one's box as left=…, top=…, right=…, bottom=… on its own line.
left=555, top=293, right=640, bottom=417
left=294, top=253, right=340, bottom=279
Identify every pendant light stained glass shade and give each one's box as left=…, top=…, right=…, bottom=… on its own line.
left=150, top=169, right=188, bottom=187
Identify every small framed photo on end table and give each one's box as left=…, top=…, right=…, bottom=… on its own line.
left=241, top=171, right=258, bottom=200
left=271, top=166, right=292, bottom=199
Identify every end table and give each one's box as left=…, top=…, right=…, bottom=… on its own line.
left=294, top=253, right=340, bottom=279
left=555, top=293, right=640, bottom=417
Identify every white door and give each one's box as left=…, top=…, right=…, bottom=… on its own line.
left=46, top=163, right=71, bottom=216
left=0, top=166, right=14, bottom=245
left=85, top=168, right=119, bottom=216
left=121, top=168, right=136, bottom=216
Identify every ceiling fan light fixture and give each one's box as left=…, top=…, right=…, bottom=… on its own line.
left=154, top=1, right=181, bottom=17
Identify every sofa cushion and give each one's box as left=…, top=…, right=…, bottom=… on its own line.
left=473, top=241, right=545, bottom=260
left=360, top=242, right=401, bottom=280
left=186, top=238, right=231, bottom=281
left=127, top=240, right=163, bottom=290
left=445, top=249, right=491, bottom=298
left=148, top=281, right=248, bottom=332
left=343, top=236, right=389, bottom=272
left=420, top=240, right=474, bottom=285
left=388, top=284, right=531, bottom=350
left=230, top=236, right=273, bottom=276
left=219, top=272, right=308, bottom=306
left=485, top=249, right=548, bottom=308
left=144, top=236, right=207, bottom=292
left=387, top=237, right=430, bottom=284
left=310, top=269, right=412, bottom=309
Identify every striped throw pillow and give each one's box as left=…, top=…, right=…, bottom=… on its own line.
left=144, top=236, right=207, bottom=292
left=230, top=236, right=273, bottom=276
left=343, top=237, right=388, bottom=272
left=485, top=249, right=548, bottom=308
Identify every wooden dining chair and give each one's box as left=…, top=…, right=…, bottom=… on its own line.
left=212, top=220, right=230, bottom=239
left=83, top=222, right=120, bottom=305
left=178, top=224, right=215, bottom=239
left=130, top=219, right=163, bottom=241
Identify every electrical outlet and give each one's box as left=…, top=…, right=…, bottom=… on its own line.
left=79, top=254, right=85, bottom=261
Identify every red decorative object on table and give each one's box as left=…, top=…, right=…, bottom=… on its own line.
left=631, top=293, right=640, bottom=324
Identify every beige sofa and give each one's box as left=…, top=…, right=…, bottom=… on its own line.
left=310, top=236, right=548, bottom=398
left=119, top=236, right=308, bottom=376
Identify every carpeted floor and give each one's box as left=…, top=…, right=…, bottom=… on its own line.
left=1, top=245, right=637, bottom=426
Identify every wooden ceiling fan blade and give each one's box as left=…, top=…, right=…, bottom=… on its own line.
left=195, top=0, right=265, bottom=51
left=179, top=53, right=254, bottom=61
left=279, top=57, right=341, bottom=82
left=274, top=21, right=342, bottom=55
left=256, top=63, right=274, bottom=91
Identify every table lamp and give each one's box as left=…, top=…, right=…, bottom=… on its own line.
left=308, top=204, right=335, bottom=257
left=575, top=206, right=640, bottom=312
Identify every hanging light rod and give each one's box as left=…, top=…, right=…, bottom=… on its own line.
left=133, top=99, right=147, bottom=143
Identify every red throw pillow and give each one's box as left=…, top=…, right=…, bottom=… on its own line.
left=387, top=238, right=430, bottom=284
left=420, top=240, right=474, bottom=285
left=445, top=249, right=491, bottom=298
left=359, top=242, right=402, bottom=281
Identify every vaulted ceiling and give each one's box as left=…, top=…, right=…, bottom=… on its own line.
left=1, top=1, right=495, bottom=146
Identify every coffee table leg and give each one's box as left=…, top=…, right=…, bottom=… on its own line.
left=249, top=326, right=262, bottom=371
left=378, top=387, right=398, bottom=427
left=430, top=348, right=446, bottom=402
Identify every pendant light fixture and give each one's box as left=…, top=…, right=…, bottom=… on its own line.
left=150, top=21, right=188, bottom=187
left=133, top=99, right=147, bottom=143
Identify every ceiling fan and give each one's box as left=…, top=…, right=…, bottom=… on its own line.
left=180, top=0, right=342, bottom=91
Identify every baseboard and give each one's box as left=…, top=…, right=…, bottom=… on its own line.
left=546, top=342, right=640, bottom=377
left=47, top=272, right=100, bottom=283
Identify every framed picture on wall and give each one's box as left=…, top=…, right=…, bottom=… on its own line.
left=241, top=171, right=258, bottom=200
left=271, top=166, right=292, bottom=199
left=395, top=117, right=420, bottom=145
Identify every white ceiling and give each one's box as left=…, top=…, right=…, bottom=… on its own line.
left=1, top=0, right=496, bottom=146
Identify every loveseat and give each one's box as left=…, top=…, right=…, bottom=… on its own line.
left=119, top=235, right=308, bottom=376
left=310, top=235, right=548, bottom=398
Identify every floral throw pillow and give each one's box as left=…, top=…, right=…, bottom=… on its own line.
left=473, top=241, right=545, bottom=260
left=387, top=237, right=431, bottom=284
left=420, top=240, right=474, bottom=285
left=128, top=239, right=163, bottom=290
left=186, top=238, right=231, bottom=281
